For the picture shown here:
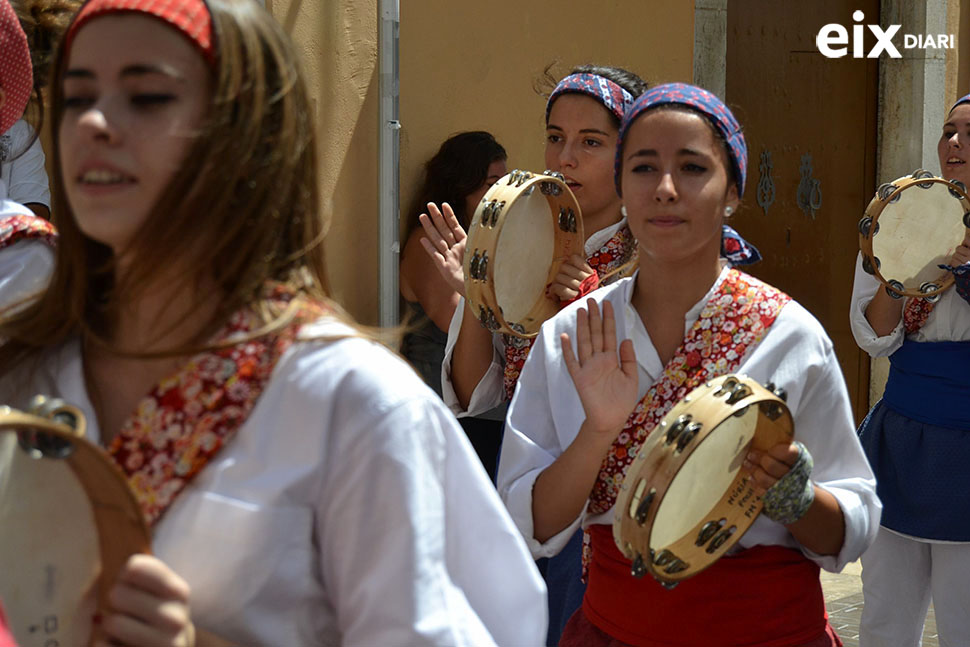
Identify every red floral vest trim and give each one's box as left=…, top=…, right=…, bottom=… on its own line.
left=0, top=213, right=57, bottom=250
left=502, top=224, right=637, bottom=400
left=580, top=269, right=791, bottom=572
left=107, top=285, right=327, bottom=526
left=903, top=296, right=935, bottom=335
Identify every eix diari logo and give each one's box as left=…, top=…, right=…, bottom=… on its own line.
left=816, top=10, right=954, bottom=58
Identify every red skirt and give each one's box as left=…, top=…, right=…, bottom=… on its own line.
left=562, top=525, right=843, bottom=647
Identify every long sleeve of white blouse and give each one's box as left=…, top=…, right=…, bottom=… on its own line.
left=6, top=327, right=548, bottom=646
left=440, top=297, right=507, bottom=418
left=850, top=252, right=970, bottom=357
left=498, top=275, right=881, bottom=573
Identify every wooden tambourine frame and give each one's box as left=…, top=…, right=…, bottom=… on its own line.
left=613, top=375, right=793, bottom=588
left=858, top=169, right=970, bottom=299
left=0, top=397, right=150, bottom=647
left=463, top=170, right=584, bottom=338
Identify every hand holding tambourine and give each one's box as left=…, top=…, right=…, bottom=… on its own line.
left=0, top=397, right=194, bottom=646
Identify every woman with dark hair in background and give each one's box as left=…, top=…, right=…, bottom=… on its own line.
left=400, top=130, right=506, bottom=397
left=400, top=130, right=508, bottom=478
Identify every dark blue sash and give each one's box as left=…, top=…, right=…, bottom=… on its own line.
left=883, top=340, right=970, bottom=428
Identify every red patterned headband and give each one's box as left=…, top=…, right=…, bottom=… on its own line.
left=65, top=0, right=215, bottom=66
left=0, top=0, right=32, bottom=135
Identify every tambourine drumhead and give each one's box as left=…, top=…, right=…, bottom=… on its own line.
left=492, top=187, right=555, bottom=324
left=464, top=170, right=584, bottom=338
left=859, top=171, right=970, bottom=298
left=613, top=375, right=793, bottom=587
left=0, top=403, right=150, bottom=647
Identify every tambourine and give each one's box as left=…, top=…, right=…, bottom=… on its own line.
left=463, top=169, right=584, bottom=338
left=613, top=375, right=793, bottom=588
left=859, top=169, right=970, bottom=299
left=0, top=396, right=150, bottom=647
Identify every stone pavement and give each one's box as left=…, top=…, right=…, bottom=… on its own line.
left=821, top=561, right=939, bottom=647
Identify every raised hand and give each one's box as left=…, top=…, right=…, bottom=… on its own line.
left=561, top=299, right=639, bottom=441
left=98, top=554, right=195, bottom=647
left=418, top=202, right=467, bottom=297
left=550, top=254, right=597, bottom=302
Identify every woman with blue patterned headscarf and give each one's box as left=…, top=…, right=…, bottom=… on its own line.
left=850, top=93, right=970, bottom=647
left=498, top=83, right=880, bottom=646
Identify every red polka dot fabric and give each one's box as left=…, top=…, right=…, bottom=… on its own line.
left=66, top=0, right=214, bottom=66
left=0, top=0, right=33, bottom=135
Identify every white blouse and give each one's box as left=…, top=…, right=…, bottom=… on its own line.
left=497, top=268, right=881, bottom=574
left=0, top=120, right=50, bottom=209
left=442, top=218, right=629, bottom=418
left=1, top=321, right=548, bottom=646
left=849, top=252, right=970, bottom=356
left=0, top=188, right=54, bottom=312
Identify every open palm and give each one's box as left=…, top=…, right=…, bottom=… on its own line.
left=418, top=202, right=467, bottom=297
left=561, top=299, right=639, bottom=439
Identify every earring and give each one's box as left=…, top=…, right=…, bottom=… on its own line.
left=725, top=206, right=734, bottom=217
left=621, top=205, right=628, bottom=217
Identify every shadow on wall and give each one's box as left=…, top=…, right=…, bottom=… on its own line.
left=326, top=62, right=380, bottom=325
left=274, top=0, right=382, bottom=324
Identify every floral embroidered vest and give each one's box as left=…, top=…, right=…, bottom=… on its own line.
left=106, top=285, right=327, bottom=526
left=903, top=296, right=936, bottom=334
left=581, top=269, right=791, bottom=572
left=502, top=224, right=636, bottom=400
left=0, top=213, right=56, bottom=250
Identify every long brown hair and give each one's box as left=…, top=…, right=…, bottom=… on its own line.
left=0, top=0, right=337, bottom=371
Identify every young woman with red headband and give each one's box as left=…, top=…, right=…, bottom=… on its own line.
left=497, top=83, right=880, bottom=646
left=0, top=0, right=546, bottom=644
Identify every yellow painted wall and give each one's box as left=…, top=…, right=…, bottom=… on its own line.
left=400, top=1, right=695, bottom=240
left=268, top=1, right=694, bottom=324
left=269, top=0, right=380, bottom=323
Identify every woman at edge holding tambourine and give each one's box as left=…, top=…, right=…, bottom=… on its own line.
left=0, top=0, right=547, bottom=644
left=496, top=83, right=881, bottom=647
left=851, top=95, right=970, bottom=646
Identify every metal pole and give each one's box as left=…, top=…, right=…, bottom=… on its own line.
left=378, top=0, right=401, bottom=328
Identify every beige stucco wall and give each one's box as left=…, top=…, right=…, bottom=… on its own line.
left=268, top=1, right=694, bottom=324
left=269, top=0, right=380, bottom=323
left=399, top=2, right=695, bottom=242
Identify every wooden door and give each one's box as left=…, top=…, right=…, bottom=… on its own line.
left=726, top=0, right=879, bottom=423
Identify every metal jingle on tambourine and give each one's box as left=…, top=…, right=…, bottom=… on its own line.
left=877, top=182, right=897, bottom=201
left=912, top=168, right=935, bottom=188
left=885, top=279, right=905, bottom=299
left=919, top=282, right=943, bottom=303
left=858, top=216, right=879, bottom=238
left=949, top=179, right=968, bottom=200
